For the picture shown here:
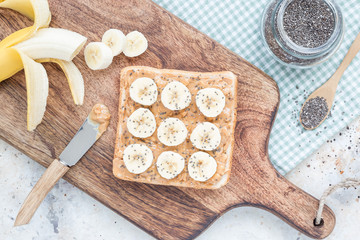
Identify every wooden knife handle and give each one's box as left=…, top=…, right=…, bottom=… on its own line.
left=14, top=159, right=69, bottom=226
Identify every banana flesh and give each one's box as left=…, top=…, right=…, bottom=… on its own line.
left=14, top=28, right=87, bottom=61
left=17, top=50, right=49, bottom=131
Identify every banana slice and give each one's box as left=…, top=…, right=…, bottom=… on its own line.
left=127, top=108, right=156, bottom=138
left=161, top=81, right=191, bottom=111
left=188, top=151, right=217, bottom=182
left=157, top=118, right=188, bottom=146
left=129, top=77, right=158, bottom=106
left=156, top=151, right=185, bottom=179
left=190, top=122, right=221, bottom=151
left=196, top=88, right=226, bottom=117
left=123, top=144, right=153, bottom=174
left=123, top=31, right=148, bottom=57
left=84, top=42, right=113, bottom=70
left=102, top=29, right=126, bottom=56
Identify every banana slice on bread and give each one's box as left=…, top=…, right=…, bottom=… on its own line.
left=188, top=151, right=217, bottom=182
left=156, top=151, right=185, bottom=179
left=123, top=144, right=153, bottom=174
left=161, top=81, right=191, bottom=111
left=196, top=88, right=226, bottom=117
left=190, top=122, right=221, bottom=151
left=157, top=118, right=188, bottom=146
left=127, top=108, right=156, bottom=138
left=130, top=77, right=158, bottom=106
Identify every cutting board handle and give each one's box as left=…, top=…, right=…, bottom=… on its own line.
left=242, top=167, right=336, bottom=239
left=14, top=159, right=69, bottom=226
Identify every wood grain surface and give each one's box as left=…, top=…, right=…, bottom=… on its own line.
left=0, top=0, right=335, bottom=239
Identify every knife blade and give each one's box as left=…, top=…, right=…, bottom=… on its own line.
left=59, top=117, right=101, bottom=167
left=14, top=104, right=110, bottom=226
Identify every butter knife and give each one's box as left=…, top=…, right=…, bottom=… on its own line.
left=14, top=104, right=110, bottom=226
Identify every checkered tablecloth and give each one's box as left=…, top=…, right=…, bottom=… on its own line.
left=153, top=0, right=360, bottom=175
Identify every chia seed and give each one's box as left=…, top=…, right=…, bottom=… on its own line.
left=283, top=0, right=335, bottom=48
left=300, top=97, right=329, bottom=129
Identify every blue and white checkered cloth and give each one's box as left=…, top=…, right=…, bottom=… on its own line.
left=153, top=0, right=360, bottom=175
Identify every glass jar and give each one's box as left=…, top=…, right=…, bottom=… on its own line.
left=261, top=0, right=344, bottom=68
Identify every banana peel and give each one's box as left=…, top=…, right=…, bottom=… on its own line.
left=0, top=0, right=35, bottom=19
left=0, top=48, right=23, bottom=82
left=38, top=59, right=84, bottom=105
left=0, top=0, right=51, bottom=49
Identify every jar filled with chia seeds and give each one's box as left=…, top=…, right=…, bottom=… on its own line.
left=261, top=0, right=344, bottom=68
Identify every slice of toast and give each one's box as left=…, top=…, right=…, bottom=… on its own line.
left=113, top=66, right=237, bottom=189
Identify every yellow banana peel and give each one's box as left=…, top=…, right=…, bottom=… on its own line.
left=0, top=0, right=51, bottom=48
left=0, top=0, right=35, bottom=19
left=0, top=48, right=23, bottom=82
left=38, top=59, right=84, bottom=105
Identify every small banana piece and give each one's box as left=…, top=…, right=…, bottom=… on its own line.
left=127, top=108, right=156, bottom=138
left=102, top=29, right=126, bottom=56
left=130, top=77, right=158, bottom=106
left=157, top=118, right=188, bottom=146
left=156, top=151, right=185, bottom=179
left=17, top=50, right=49, bottom=131
left=84, top=42, right=113, bottom=70
left=188, top=151, right=217, bottom=182
left=190, top=122, right=221, bottom=151
left=161, top=81, right=191, bottom=111
left=123, top=144, right=153, bottom=174
left=123, top=31, right=148, bottom=57
left=14, top=28, right=87, bottom=61
left=196, top=88, right=226, bottom=117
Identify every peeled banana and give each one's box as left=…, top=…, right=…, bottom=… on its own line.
left=0, top=0, right=87, bottom=130
left=14, top=28, right=87, bottom=61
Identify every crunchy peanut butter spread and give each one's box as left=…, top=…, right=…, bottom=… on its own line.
left=113, top=66, right=237, bottom=189
left=89, top=103, right=111, bottom=139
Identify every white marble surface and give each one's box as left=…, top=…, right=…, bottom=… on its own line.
left=1, top=118, right=360, bottom=240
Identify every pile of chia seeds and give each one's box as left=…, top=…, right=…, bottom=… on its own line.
left=283, top=0, right=335, bottom=48
left=263, top=0, right=338, bottom=65
left=300, top=96, right=329, bottom=129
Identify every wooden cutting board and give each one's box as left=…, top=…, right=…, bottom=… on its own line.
left=0, top=0, right=336, bottom=239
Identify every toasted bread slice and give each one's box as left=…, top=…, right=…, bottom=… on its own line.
left=113, top=66, right=237, bottom=189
